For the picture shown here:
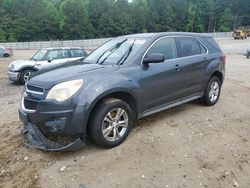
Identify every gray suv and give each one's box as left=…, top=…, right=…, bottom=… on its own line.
left=19, top=32, right=226, bottom=151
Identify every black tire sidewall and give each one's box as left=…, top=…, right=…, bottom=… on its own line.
left=89, top=98, right=133, bottom=148
left=203, top=77, right=221, bottom=106
left=3, top=53, right=10, bottom=57
left=20, top=69, right=33, bottom=84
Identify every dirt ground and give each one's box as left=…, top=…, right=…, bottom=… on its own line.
left=0, top=38, right=250, bottom=188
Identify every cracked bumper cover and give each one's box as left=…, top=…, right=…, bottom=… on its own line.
left=19, top=109, right=86, bottom=152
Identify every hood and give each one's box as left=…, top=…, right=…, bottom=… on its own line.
left=9, top=59, right=36, bottom=71
left=28, top=60, right=118, bottom=89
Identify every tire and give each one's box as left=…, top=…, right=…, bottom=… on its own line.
left=3, top=53, right=10, bottom=57
left=247, top=55, right=249, bottom=59
left=203, top=76, right=221, bottom=106
left=20, top=69, right=34, bottom=84
left=88, top=98, right=133, bottom=148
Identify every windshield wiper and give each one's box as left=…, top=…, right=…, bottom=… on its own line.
left=117, top=40, right=135, bottom=65
left=97, top=39, right=128, bottom=65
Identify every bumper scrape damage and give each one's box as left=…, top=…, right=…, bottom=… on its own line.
left=19, top=110, right=86, bottom=151
left=19, top=82, right=87, bottom=152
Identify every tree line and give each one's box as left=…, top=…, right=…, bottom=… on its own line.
left=0, top=0, right=249, bottom=42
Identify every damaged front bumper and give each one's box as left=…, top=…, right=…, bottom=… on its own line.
left=19, top=110, right=86, bottom=152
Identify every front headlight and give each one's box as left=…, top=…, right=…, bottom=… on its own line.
left=46, top=79, right=83, bottom=102
left=9, top=63, right=15, bottom=71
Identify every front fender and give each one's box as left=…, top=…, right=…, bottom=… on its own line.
left=11, top=60, right=36, bottom=71
left=75, top=75, right=144, bottom=132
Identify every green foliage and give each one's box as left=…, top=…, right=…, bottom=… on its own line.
left=60, top=0, right=93, bottom=39
left=218, top=8, right=234, bottom=32
left=0, top=0, right=249, bottom=42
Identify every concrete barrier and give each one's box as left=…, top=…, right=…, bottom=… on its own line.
left=0, top=32, right=233, bottom=50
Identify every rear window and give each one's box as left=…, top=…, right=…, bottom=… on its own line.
left=70, top=49, right=86, bottom=57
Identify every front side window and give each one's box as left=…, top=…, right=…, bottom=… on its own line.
left=146, top=38, right=177, bottom=60
left=178, top=37, right=202, bottom=57
left=46, top=49, right=69, bottom=60
left=31, top=50, right=47, bottom=61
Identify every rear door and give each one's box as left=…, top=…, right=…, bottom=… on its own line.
left=175, top=37, right=208, bottom=97
left=141, top=37, right=184, bottom=109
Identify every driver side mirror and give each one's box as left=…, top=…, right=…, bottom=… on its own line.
left=48, top=58, right=53, bottom=63
left=143, top=53, right=165, bottom=64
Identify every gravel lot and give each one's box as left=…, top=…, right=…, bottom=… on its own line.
left=0, top=38, right=250, bottom=188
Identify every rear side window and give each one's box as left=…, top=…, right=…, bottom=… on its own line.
left=178, top=37, right=202, bottom=57
left=70, top=49, right=86, bottom=57
left=202, top=37, right=221, bottom=52
left=146, top=38, right=177, bottom=60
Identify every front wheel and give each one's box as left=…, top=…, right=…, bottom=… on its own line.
left=20, top=69, right=34, bottom=84
left=203, top=76, right=221, bottom=106
left=88, top=98, right=133, bottom=148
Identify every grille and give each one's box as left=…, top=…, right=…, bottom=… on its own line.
left=24, top=99, right=39, bottom=110
left=26, top=84, right=44, bottom=93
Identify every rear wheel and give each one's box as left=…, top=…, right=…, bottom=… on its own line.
left=203, top=76, right=221, bottom=106
left=3, top=53, right=10, bottom=57
left=88, top=98, right=133, bottom=148
left=20, top=69, right=34, bottom=84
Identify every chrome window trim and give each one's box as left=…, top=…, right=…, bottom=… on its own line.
left=140, top=35, right=209, bottom=65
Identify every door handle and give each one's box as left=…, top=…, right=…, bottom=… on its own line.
left=174, top=64, right=181, bottom=71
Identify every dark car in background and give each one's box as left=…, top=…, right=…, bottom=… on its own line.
left=8, top=47, right=87, bottom=84
left=246, top=49, right=250, bottom=58
left=0, top=46, right=13, bottom=57
left=19, top=32, right=226, bottom=151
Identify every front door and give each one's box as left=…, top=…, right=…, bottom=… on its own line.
left=141, top=37, right=184, bottom=110
left=39, top=49, right=71, bottom=69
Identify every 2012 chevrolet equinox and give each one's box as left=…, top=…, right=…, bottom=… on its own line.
left=19, top=32, right=225, bottom=151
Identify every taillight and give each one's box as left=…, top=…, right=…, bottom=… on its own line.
left=222, top=53, right=227, bottom=64
left=6, top=48, right=12, bottom=52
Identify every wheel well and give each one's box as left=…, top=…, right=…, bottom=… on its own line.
left=86, top=91, right=138, bottom=134
left=20, top=67, right=36, bottom=73
left=211, top=71, right=223, bottom=84
left=95, top=92, right=137, bottom=121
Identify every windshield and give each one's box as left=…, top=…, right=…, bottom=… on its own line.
left=31, top=50, right=47, bottom=61
left=83, top=38, right=147, bottom=65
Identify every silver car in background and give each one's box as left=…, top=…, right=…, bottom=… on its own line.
left=8, top=47, right=87, bottom=84
left=0, top=46, right=13, bottom=57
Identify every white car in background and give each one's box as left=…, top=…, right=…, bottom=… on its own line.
left=8, top=47, right=87, bottom=84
